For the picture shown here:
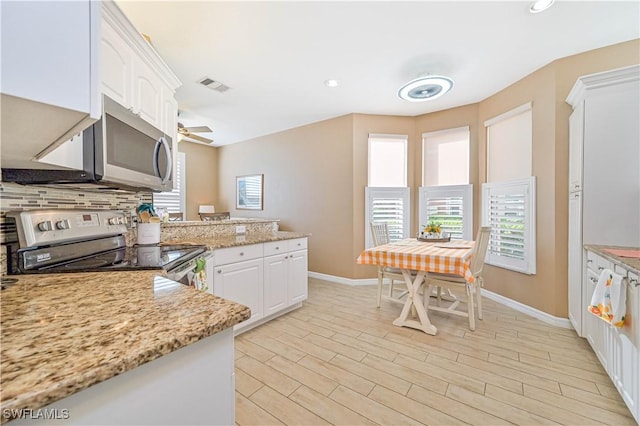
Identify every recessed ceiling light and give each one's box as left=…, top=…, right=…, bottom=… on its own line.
left=324, top=79, right=340, bottom=87
left=398, top=75, right=454, bottom=102
left=529, top=0, right=555, bottom=14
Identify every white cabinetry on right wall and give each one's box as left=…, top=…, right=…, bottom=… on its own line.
left=567, top=65, right=640, bottom=336
left=567, top=65, right=640, bottom=424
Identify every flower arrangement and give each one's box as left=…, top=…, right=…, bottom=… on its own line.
left=424, top=221, right=442, bottom=235
left=418, top=221, right=447, bottom=240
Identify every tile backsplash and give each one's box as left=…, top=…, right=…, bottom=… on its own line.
left=0, top=182, right=152, bottom=274
left=0, top=182, right=151, bottom=214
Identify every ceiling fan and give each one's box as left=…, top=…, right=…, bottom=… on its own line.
left=177, top=122, right=213, bottom=145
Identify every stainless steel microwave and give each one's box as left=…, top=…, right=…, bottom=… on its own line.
left=1, top=96, right=173, bottom=192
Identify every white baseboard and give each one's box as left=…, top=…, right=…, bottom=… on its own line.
left=308, top=271, right=573, bottom=329
left=481, top=288, right=573, bottom=329
left=308, top=271, right=377, bottom=286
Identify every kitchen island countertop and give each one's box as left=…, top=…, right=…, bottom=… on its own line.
left=162, top=230, right=310, bottom=250
left=0, top=270, right=250, bottom=422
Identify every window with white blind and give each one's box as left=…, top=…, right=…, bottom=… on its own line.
left=366, top=134, right=409, bottom=248
left=421, top=127, right=472, bottom=240
left=419, top=185, right=473, bottom=240
left=484, top=103, right=536, bottom=274
left=365, top=187, right=410, bottom=248
left=482, top=177, right=536, bottom=274
left=153, top=151, right=185, bottom=214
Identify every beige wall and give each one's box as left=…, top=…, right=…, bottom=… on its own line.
left=217, top=115, right=355, bottom=277
left=477, top=39, right=639, bottom=317
left=477, top=61, right=558, bottom=315
left=178, top=142, right=219, bottom=221
left=211, top=39, right=639, bottom=317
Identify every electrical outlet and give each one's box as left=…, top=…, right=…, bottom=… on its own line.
left=236, top=225, right=246, bottom=234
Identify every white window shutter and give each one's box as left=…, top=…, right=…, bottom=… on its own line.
left=482, top=177, right=536, bottom=274
left=419, top=184, right=473, bottom=240
left=153, top=152, right=186, bottom=213
left=365, top=187, right=410, bottom=248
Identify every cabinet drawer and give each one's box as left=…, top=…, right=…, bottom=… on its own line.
left=287, top=238, right=308, bottom=252
left=264, top=241, right=289, bottom=257
left=586, top=251, right=613, bottom=274
left=213, top=244, right=263, bottom=266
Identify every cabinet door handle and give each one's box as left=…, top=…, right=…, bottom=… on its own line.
left=275, top=247, right=279, bottom=250
left=598, top=266, right=604, bottom=271
left=217, top=269, right=222, bottom=274
left=587, top=259, right=593, bottom=264
left=239, top=252, right=244, bottom=256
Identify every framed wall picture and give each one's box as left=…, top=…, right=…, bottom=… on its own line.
left=236, top=174, right=264, bottom=210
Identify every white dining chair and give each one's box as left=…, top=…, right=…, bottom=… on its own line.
left=369, top=222, right=414, bottom=307
left=423, top=226, right=491, bottom=331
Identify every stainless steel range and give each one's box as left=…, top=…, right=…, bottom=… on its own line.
left=5, top=210, right=211, bottom=290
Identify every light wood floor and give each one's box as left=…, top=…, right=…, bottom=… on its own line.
left=234, top=278, right=636, bottom=425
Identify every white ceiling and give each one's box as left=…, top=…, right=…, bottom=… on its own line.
left=117, top=1, right=639, bottom=146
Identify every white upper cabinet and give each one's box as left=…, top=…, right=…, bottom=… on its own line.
left=101, top=1, right=181, bottom=134
left=0, top=0, right=100, bottom=168
left=101, top=19, right=133, bottom=108
left=566, top=65, right=640, bottom=247
left=132, top=56, right=163, bottom=130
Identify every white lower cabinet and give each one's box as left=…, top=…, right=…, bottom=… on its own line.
left=214, top=258, right=264, bottom=329
left=212, top=238, right=308, bottom=333
left=264, top=253, right=288, bottom=315
left=584, top=249, right=639, bottom=422
left=288, top=250, right=309, bottom=304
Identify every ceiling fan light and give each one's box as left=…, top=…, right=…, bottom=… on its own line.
left=398, top=76, right=454, bottom=102
left=529, top=0, right=555, bottom=13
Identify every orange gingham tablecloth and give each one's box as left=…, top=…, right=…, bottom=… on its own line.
left=357, top=238, right=476, bottom=283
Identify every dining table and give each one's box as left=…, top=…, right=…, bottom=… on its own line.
left=356, top=238, right=475, bottom=335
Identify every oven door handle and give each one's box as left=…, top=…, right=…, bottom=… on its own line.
left=170, top=258, right=198, bottom=282
left=168, top=252, right=213, bottom=289
left=153, top=136, right=173, bottom=185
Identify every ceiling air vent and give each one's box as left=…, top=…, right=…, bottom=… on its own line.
left=198, top=77, right=230, bottom=93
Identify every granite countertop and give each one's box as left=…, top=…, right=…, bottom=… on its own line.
left=584, top=244, right=640, bottom=275
left=163, top=230, right=310, bottom=250
left=161, top=218, right=279, bottom=227
left=0, top=270, right=250, bottom=421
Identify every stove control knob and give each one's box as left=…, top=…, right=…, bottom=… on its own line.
left=55, top=219, right=71, bottom=230
left=37, top=221, right=53, bottom=232
left=108, top=217, right=125, bottom=225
